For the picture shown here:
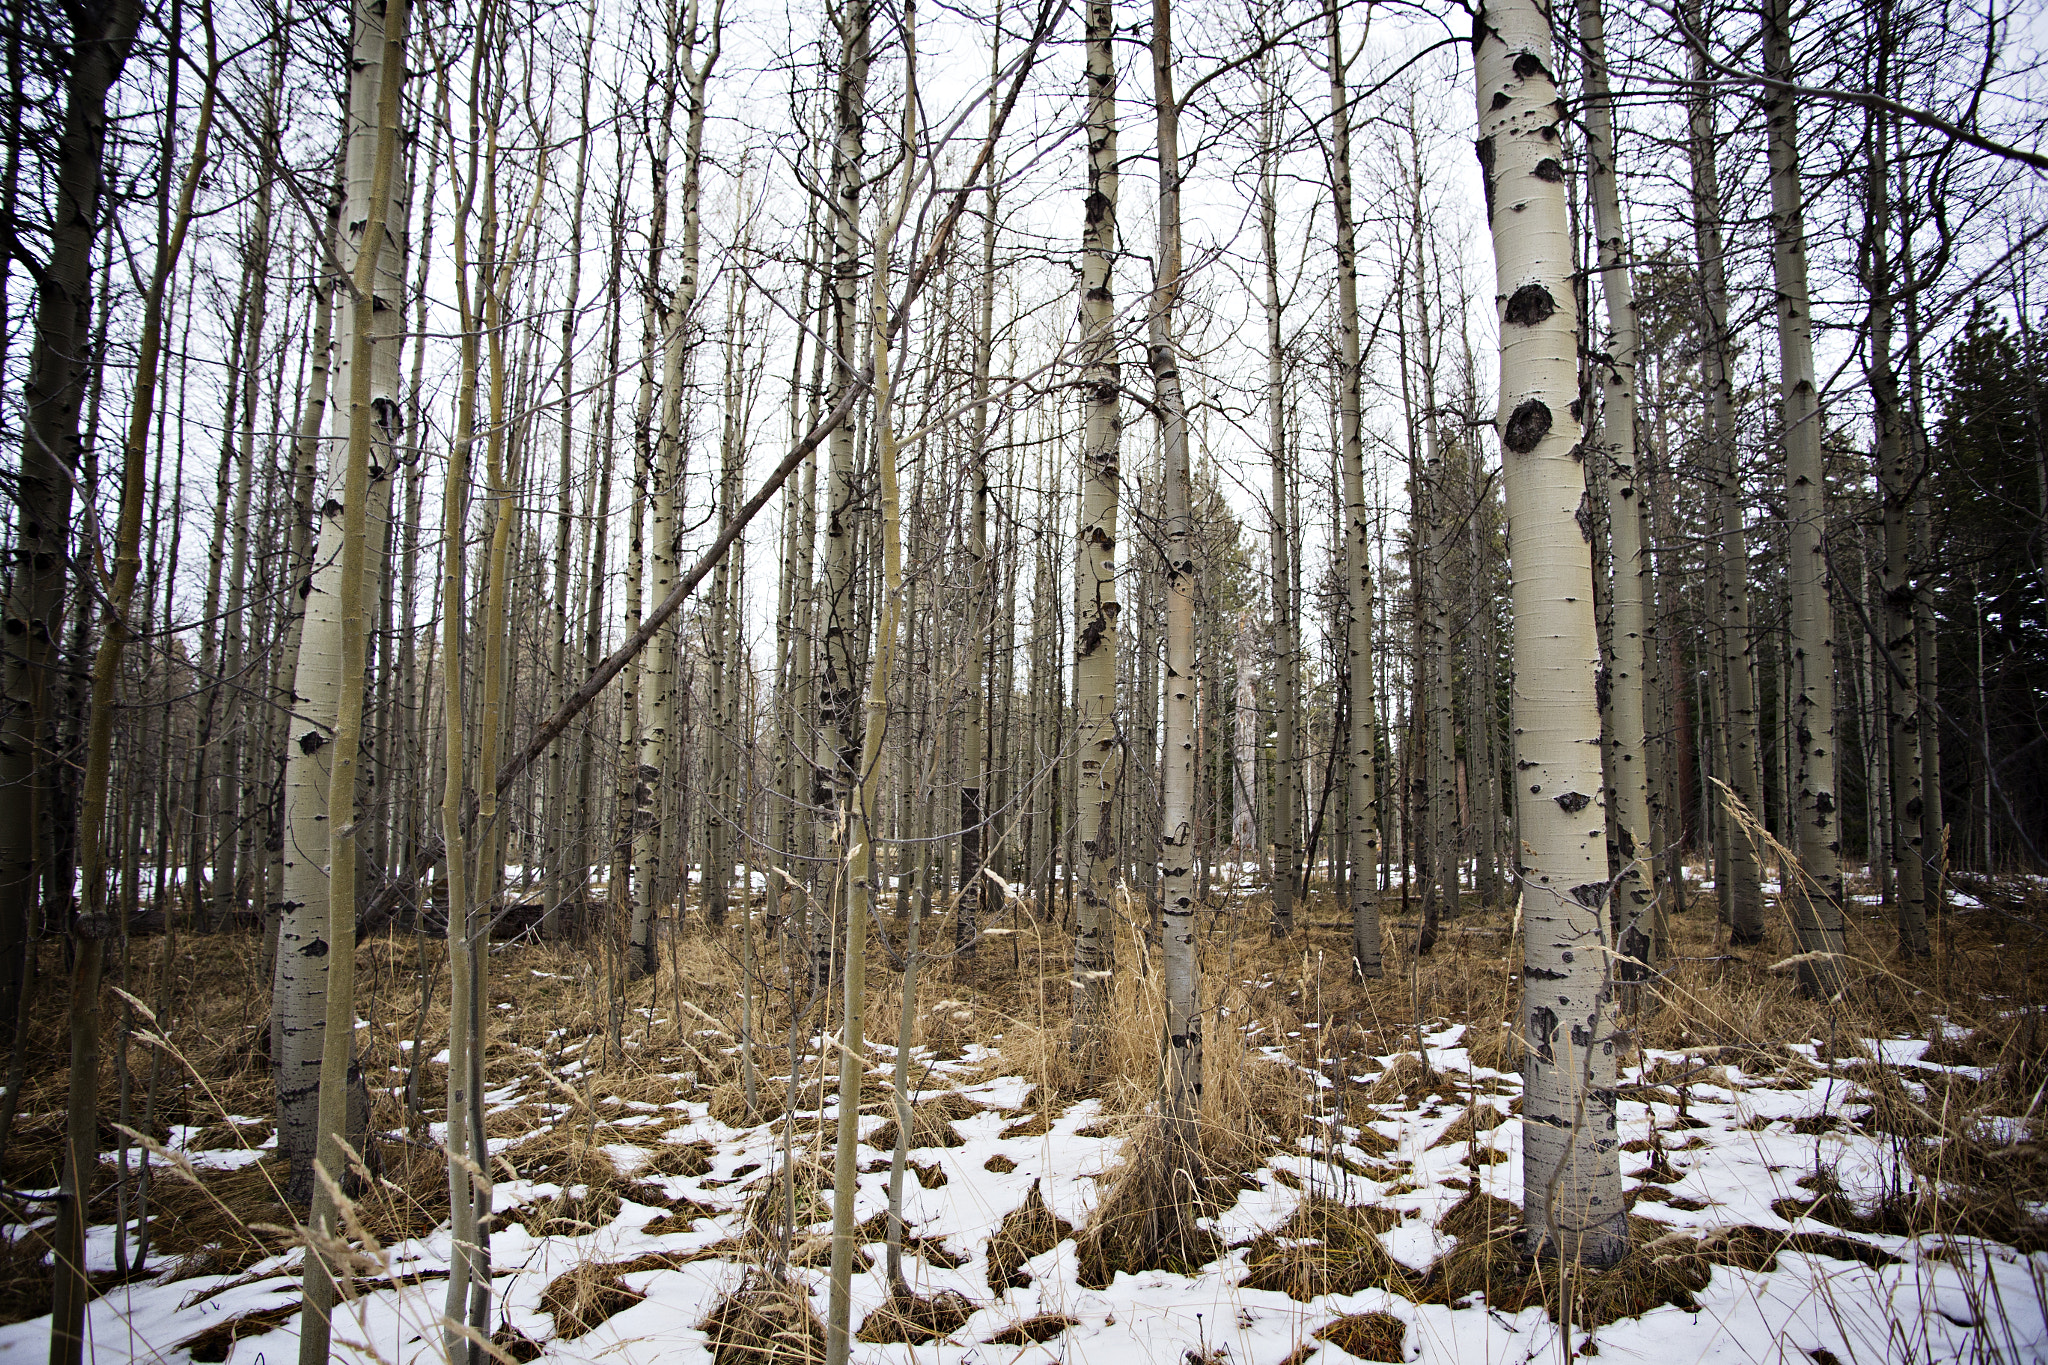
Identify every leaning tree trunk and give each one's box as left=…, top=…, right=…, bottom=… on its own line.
left=1577, top=0, right=1657, bottom=981
left=957, top=36, right=998, bottom=959
left=273, top=0, right=412, bottom=1204
left=1474, top=0, right=1628, bottom=1269
left=1327, top=0, right=1384, bottom=978
left=1762, top=0, right=1847, bottom=994
left=1070, top=0, right=1122, bottom=1078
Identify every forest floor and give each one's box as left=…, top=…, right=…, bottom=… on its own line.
left=0, top=865, right=2044, bottom=1365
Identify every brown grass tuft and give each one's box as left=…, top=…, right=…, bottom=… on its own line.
left=986, top=1178, right=1073, bottom=1291
left=854, top=1287, right=978, bottom=1344
left=1237, top=1195, right=1407, bottom=1300
left=1314, top=1311, right=1407, bottom=1363
left=867, top=1091, right=983, bottom=1152
left=1074, top=1117, right=1223, bottom=1288
left=699, top=1272, right=828, bottom=1365
left=981, top=1313, right=1077, bottom=1345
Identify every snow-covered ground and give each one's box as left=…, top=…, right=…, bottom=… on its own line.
left=9, top=1017, right=2044, bottom=1365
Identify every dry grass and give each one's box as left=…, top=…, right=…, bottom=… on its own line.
left=1238, top=1195, right=1408, bottom=1300
left=865, top=1090, right=983, bottom=1152
left=985, top=1178, right=1072, bottom=1291
left=1074, top=1116, right=1224, bottom=1288
left=699, top=1272, right=828, bottom=1365
left=853, top=1286, right=977, bottom=1343
left=1314, top=1311, right=1407, bottom=1362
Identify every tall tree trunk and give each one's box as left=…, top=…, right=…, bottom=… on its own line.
left=295, top=0, right=404, bottom=1353
left=1258, top=60, right=1297, bottom=936
left=1577, top=0, right=1657, bottom=981
left=1150, top=0, right=1201, bottom=1133
left=1327, top=0, right=1384, bottom=978
left=1070, top=0, right=1122, bottom=1077
left=1684, top=0, right=1766, bottom=945
left=1762, top=0, right=1847, bottom=994
left=0, top=0, right=142, bottom=1058
left=273, top=0, right=412, bottom=1203
left=1474, top=0, right=1628, bottom=1269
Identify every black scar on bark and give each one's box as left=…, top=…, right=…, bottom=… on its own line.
left=1529, top=1005, right=1558, bottom=1062
left=1576, top=491, right=1595, bottom=542
left=1555, top=791, right=1591, bottom=814
left=1595, top=666, right=1611, bottom=712
left=1570, top=883, right=1606, bottom=906
left=1503, top=283, right=1555, bottom=326
left=1815, top=790, right=1835, bottom=814
left=1533, top=157, right=1566, bottom=183
left=1474, top=137, right=1496, bottom=220
left=299, top=730, right=327, bottom=755
left=1503, top=398, right=1551, bottom=453
left=1490, top=90, right=1511, bottom=110
left=1512, top=51, right=1548, bottom=81
left=1525, top=965, right=1566, bottom=980
left=302, top=938, right=330, bottom=957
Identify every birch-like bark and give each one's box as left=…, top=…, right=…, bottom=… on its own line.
left=1150, top=0, right=1201, bottom=1130
left=1577, top=0, right=1656, bottom=978
left=1762, top=0, right=1847, bottom=993
left=1474, top=0, right=1627, bottom=1269
left=297, top=0, right=404, bottom=1351
left=1071, top=0, right=1122, bottom=1076
left=273, top=0, right=411, bottom=1201
left=957, top=30, right=999, bottom=958
left=1327, top=0, right=1384, bottom=977
left=1683, top=1, right=1766, bottom=945
left=1407, top=127, right=1461, bottom=943
left=1862, top=46, right=1929, bottom=955
left=827, top=19, right=917, bottom=1360
left=1258, top=64, right=1297, bottom=936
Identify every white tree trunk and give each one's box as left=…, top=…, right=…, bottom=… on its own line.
left=1763, top=0, right=1847, bottom=993
left=1326, top=0, right=1384, bottom=977
left=1576, top=0, right=1657, bottom=978
left=272, top=0, right=411, bottom=1199
left=1070, top=0, right=1121, bottom=1077
left=1474, top=0, right=1627, bottom=1268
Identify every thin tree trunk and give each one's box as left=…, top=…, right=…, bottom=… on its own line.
left=1070, top=0, right=1122, bottom=1077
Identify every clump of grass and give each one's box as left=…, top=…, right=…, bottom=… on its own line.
left=699, top=1271, right=828, bottom=1365
left=541, top=1259, right=652, bottom=1339
left=173, top=1300, right=300, bottom=1362
left=1074, top=1116, right=1222, bottom=1288
left=1420, top=1197, right=1716, bottom=1327
left=744, top=1157, right=834, bottom=1239
left=1237, top=1195, right=1407, bottom=1300
left=867, top=1090, right=983, bottom=1152
left=986, top=1178, right=1073, bottom=1291
left=981, top=1313, right=1076, bottom=1345
left=854, top=1287, right=978, bottom=1343
left=1314, top=1311, right=1407, bottom=1363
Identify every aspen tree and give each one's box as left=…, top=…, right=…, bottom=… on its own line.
left=827, top=11, right=918, bottom=1358
left=1071, top=0, right=1122, bottom=1074
left=1763, top=0, right=1847, bottom=993
left=295, top=0, right=405, bottom=1352
left=1863, top=26, right=1929, bottom=956
left=957, top=26, right=1000, bottom=959
left=273, top=0, right=413, bottom=1200
left=633, top=0, right=719, bottom=968
left=1683, top=0, right=1766, bottom=945
left=1406, top=122, right=1462, bottom=945
left=1576, top=0, right=1657, bottom=976
left=816, top=0, right=873, bottom=989
left=0, top=0, right=142, bottom=1046
left=50, top=14, right=211, bottom=1357
left=1258, top=44, right=1298, bottom=937
left=1474, top=0, right=1628, bottom=1268
left=545, top=0, right=599, bottom=927
left=1150, top=0, right=1201, bottom=1131
left=1326, top=0, right=1384, bottom=977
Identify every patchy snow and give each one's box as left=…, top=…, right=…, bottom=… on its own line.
left=10, top=1024, right=2045, bottom=1365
